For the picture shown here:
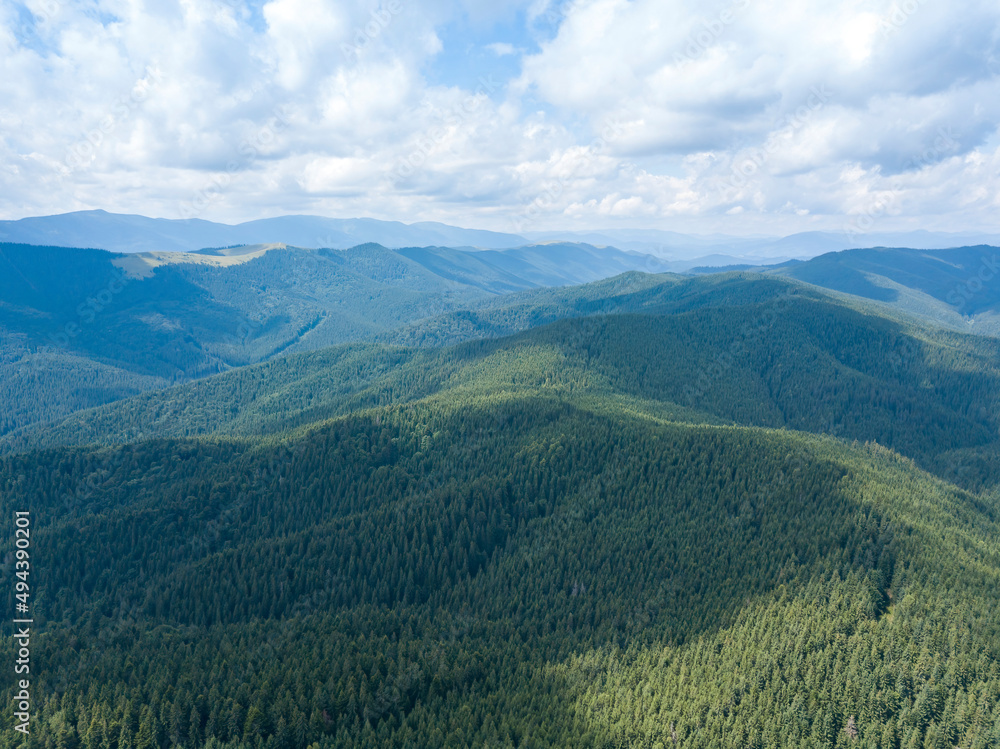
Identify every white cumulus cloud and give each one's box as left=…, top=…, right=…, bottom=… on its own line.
left=0, top=0, right=997, bottom=235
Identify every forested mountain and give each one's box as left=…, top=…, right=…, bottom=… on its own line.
left=0, top=242, right=671, bottom=438
left=527, top=227, right=1000, bottom=258
left=3, top=247, right=1000, bottom=747
left=2, top=363, right=1000, bottom=747
left=769, top=245, right=1000, bottom=337
left=8, top=238, right=998, bottom=447
left=8, top=275, right=999, bottom=494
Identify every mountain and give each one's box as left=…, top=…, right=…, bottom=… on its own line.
left=0, top=241, right=674, bottom=438
left=6, top=236, right=1000, bottom=747
left=6, top=237, right=1000, bottom=458
left=9, top=274, right=1000, bottom=492
left=0, top=210, right=528, bottom=253
left=768, top=245, right=1000, bottom=337
left=764, top=230, right=1000, bottom=256
left=527, top=228, right=1000, bottom=261
left=8, top=210, right=999, bottom=268
left=3, top=277, right=1000, bottom=746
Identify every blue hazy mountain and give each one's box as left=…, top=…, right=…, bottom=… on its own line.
left=9, top=211, right=999, bottom=266
left=0, top=239, right=674, bottom=436
left=527, top=228, right=1000, bottom=260
left=0, top=210, right=529, bottom=253
left=767, top=245, right=1000, bottom=336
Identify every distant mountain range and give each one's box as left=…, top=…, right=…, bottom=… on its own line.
left=0, top=210, right=527, bottom=254
left=4, top=210, right=998, bottom=266
left=3, top=233, right=999, bottom=443
left=766, top=245, right=1000, bottom=337
left=527, top=228, right=1000, bottom=260
left=0, top=239, right=675, bottom=437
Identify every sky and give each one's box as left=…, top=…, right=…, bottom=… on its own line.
left=1, top=0, right=999, bottom=237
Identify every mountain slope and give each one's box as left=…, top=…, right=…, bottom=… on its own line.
left=771, top=245, right=1000, bottom=336
left=2, top=379, right=999, bottom=747
left=4, top=267, right=1000, bottom=746
left=9, top=278, right=1000, bottom=494
left=0, top=210, right=528, bottom=253
left=0, top=241, right=675, bottom=438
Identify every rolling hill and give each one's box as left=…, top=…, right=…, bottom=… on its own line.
left=769, top=245, right=1000, bottom=337
left=3, top=305, right=1000, bottom=746
left=0, top=241, right=673, bottom=438
left=8, top=274, right=1000, bottom=494
left=4, top=245, right=1000, bottom=747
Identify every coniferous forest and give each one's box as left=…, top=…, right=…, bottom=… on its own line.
left=3, top=249, right=1000, bottom=748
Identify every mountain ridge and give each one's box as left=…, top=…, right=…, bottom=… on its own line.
left=0, top=210, right=528, bottom=253
left=7, top=278, right=1000, bottom=495
left=3, top=308, right=1000, bottom=746
left=4, top=250, right=1000, bottom=746
left=9, top=210, right=999, bottom=267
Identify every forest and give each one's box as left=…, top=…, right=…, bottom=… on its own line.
left=2, top=263, right=1000, bottom=747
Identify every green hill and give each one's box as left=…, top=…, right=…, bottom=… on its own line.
left=9, top=278, right=999, bottom=493
left=0, top=241, right=669, bottom=438
left=4, top=267, right=1000, bottom=747
left=2, top=385, right=1000, bottom=747
left=771, top=245, right=1000, bottom=337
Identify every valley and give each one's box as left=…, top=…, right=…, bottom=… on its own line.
left=2, top=235, right=1000, bottom=746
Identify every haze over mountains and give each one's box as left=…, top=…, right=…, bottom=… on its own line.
left=5, top=210, right=1000, bottom=266
left=528, top=227, right=1000, bottom=260
left=2, top=213, right=1000, bottom=749
left=9, top=0, right=1000, bottom=741
left=3, top=232, right=1000, bottom=441
left=0, top=210, right=527, bottom=254
left=0, top=239, right=677, bottom=437
left=4, top=239, right=1000, bottom=746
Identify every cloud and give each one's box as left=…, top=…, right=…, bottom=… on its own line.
left=486, top=41, right=517, bottom=56
left=0, top=0, right=998, bottom=236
